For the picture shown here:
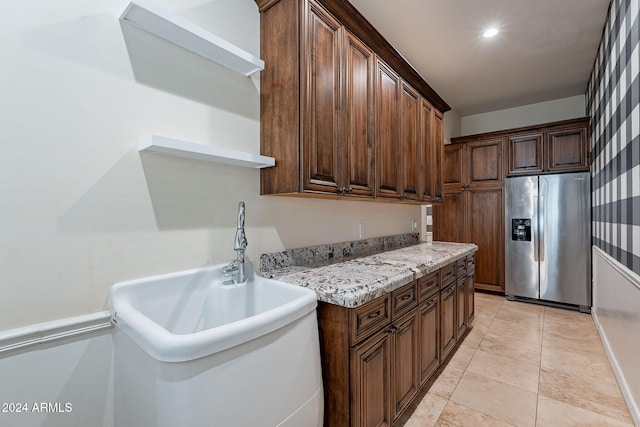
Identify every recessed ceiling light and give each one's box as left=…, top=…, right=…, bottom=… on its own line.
left=483, top=28, right=499, bottom=38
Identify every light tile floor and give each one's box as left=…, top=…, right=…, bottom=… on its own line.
left=400, top=293, right=634, bottom=427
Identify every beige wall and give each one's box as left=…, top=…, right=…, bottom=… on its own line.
left=444, top=109, right=461, bottom=143
left=460, top=94, right=586, bottom=136
left=0, top=0, right=420, bottom=332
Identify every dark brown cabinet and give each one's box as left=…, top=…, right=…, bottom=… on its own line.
left=508, top=133, right=543, bottom=174
left=398, top=82, right=421, bottom=201
left=418, top=293, right=439, bottom=385
left=351, top=329, right=392, bottom=427
left=435, top=138, right=505, bottom=293
left=376, top=62, right=434, bottom=203
left=256, top=0, right=449, bottom=204
left=304, top=2, right=377, bottom=197
left=375, top=60, right=401, bottom=199
left=546, top=125, right=589, bottom=172
left=318, top=258, right=474, bottom=426
left=440, top=282, right=456, bottom=361
left=467, top=186, right=504, bottom=293
left=455, top=259, right=467, bottom=339
left=343, top=30, right=376, bottom=196
left=303, top=2, right=342, bottom=194
left=507, top=117, right=590, bottom=176
left=465, top=258, right=475, bottom=325
left=390, top=310, right=419, bottom=422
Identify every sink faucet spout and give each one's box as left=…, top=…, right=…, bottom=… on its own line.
left=223, top=202, right=248, bottom=284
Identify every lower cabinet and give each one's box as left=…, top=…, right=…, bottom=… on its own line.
left=390, top=310, right=419, bottom=422
left=318, top=256, right=475, bottom=427
left=440, top=282, right=456, bottom=361
left=419, top=293, right=440, bottom=385
left=351, top=329, right=392, bottom=427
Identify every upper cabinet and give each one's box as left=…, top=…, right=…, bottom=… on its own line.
left=255, top=0, right=449, bottom=204
left=507, top=117, right=590, bottom=176
left=375, top=59, right=402, bottom=199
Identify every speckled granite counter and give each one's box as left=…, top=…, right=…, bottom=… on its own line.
left=261, top=238, right=478, bottom=308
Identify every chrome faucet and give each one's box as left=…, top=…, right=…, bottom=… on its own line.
left=222, top=201, right=248, bottom=284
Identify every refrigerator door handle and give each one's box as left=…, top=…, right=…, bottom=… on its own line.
left=533, top=196, right=539, bottom=261
left=539, top=195, right=545, bottom=261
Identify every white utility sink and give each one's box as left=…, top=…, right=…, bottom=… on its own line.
left=110, top=260, right=317, bottom=362
left=110, top=260, right=323, bottom=427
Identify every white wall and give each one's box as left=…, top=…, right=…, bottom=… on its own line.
left=592, top=247, right=640, bottom=425
left=0, top=0, right=420, bottom=332
left=0, top=330, right=114, bottom=427
left=444, top=109, right=461, bottom=142
left=460, top=94, right=586, bottom=136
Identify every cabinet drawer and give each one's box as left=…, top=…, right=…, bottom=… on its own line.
left=456, top=258, right=466, bottom=278
left=467, top=255, right=475, bottom=274
left=391, top=282, right=418, bottom=320
left=350, top=295, right=391, bottom=345
left=441, top=263, right=455, bottom=288
left=418, top=271, right=440, bottom=302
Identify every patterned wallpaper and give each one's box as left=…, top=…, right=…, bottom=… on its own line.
left=587, top=0, right=640, bottom=275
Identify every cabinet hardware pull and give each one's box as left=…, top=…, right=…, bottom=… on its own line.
left=366, top=310, right=381, bottom=319
left=346, top=187, right=353, bottom=193
left=400, top=294, right=412, bottom=301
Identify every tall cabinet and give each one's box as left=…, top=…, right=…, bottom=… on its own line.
left=435, top=139, right=505, bottom=293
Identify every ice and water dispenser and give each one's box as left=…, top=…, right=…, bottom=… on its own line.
left=511, top=219, right=531, bottom=241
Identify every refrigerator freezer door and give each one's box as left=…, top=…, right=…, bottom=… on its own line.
left=539, top=172, right=591, bottom=307
left=505, top=176, right=539, bottom=299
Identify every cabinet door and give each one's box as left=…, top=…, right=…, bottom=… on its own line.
left=343, top=30, right=375, bottom=197
left=375, top=59, right=401, bottom=198
left=466, top=273, right=475, bottom=324
left=399, top=81, right=421, bottom=201
left=419, top=295, right=440, bottom=386
left=456, top=277, right=466, bottom=338
left=443, top=144, right=465, bottom=187
left=546, top=126, right=589, bottom=173
left=468, top=139, right=503, bottom=185
left=432, top=109, right=444, bottom=201
left=508, top=133, right=543, bottom=176
left=440, top=282, right=456, bottom=360
left=467, top=186, right=504, bottom=293
left=391, top=310, right=419, bottom=422
left=351, top=329, right=392, bottom=427
left=433, top=190, right=466, bottom=243
left=303, top=1, right=342, bottom=194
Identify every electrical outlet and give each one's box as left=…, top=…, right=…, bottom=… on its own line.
left=358, top=223, right=365, bottom=239
left=411, top=220, right=418, bottom=231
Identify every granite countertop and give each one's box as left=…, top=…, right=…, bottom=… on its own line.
left=261, top=241, right=478, bottom=308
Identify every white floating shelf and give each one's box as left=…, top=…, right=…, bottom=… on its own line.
left=139, top=135, right=275, bottom=169
left=119, top=0, right=264, bottom=76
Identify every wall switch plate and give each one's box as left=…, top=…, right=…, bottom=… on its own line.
left=358, top=223, right=365, bottom=239
left=411, top=220, right=418, bottom=231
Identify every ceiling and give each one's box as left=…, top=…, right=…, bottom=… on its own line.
left=349, top=0, right=611, bottom=116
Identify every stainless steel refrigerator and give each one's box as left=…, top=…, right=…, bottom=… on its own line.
left=504, top=172, right=591, bottom=312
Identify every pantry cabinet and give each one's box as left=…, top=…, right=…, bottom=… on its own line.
left=255, top=0, right=449, bottom=204
left=435, top=138, right=505, bottom=293
left=317, top=257, right=475, bottom=426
